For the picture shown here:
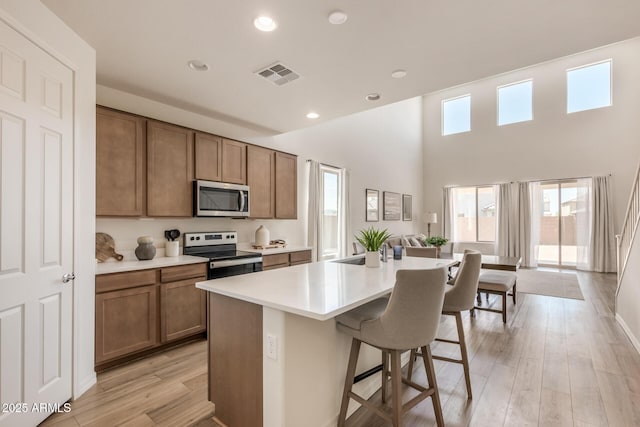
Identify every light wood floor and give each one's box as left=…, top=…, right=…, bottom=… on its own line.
left=41, top=271, right=640, bottom=427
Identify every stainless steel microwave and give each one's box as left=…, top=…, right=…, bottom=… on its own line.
left=193, top=180, right=250, bottom=217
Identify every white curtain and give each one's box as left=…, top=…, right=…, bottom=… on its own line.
left=575, top=178, right=592, bottom=271
left=496, top=183, right=517, bottom=257
left=516, top=182, right=540, bottom=268
left=589, top=176, right=616, bottom=272
left=306, top=160, right=321, bottom=261
left=442, top=187, right=453, bottom=242
left=529, top=182, right=542, bottom=268
left=338, top=168, right=351, bottom=259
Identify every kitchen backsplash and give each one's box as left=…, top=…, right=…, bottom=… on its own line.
left=97, top=217, right=304, bottom=260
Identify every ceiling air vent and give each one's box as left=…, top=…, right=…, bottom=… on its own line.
left=255, top=62, right=300, bottom=86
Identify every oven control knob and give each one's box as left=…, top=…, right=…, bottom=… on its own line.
left=190, top=236, right=194, bottom=240
left=196, top=236, right=200, bottom=240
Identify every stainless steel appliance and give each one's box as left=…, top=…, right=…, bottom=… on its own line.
left=193, top=180, right=250, bottom=217
left=183, top=231, right=262, bottom=279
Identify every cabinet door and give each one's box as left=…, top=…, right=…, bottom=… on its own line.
left=160, top=278, right=207, bottom=343
left=195, top=132, right=222, bottom=182
left=221, top=139, right=247, bottom=184
left=147, top=120, right=194, bottom=216
left=96, top=107, right=146, bottom=216
left=275, top=152, right=297, bottom=219
left=95, top=285, right=158, bottom=364
left=247, top=145, right=275, bottom=218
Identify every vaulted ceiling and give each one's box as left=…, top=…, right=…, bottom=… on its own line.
left=44, top=0, right=640, bottom=134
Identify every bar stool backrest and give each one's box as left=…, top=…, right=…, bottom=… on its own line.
left=360, top=268, right=446, bottom=350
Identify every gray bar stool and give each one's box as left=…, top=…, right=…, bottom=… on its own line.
left=408, top=250, right=482, bottom=399
left=335, top=268, right=447, bottom=427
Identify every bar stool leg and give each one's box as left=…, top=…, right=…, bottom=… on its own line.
left=338, top=339, right=361, bottom=427
left=422, top=345, right=444, bottom=427
left=512, top=282, right=517, bottom=304
left=381, top=350, right=389, bottom=404
left=406, top=348, right=417, bottom=381
left=455, top=311, right=472, bottom=399
left=391, top=350, right=403, bottom=427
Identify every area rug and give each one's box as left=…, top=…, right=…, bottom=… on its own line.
left=515, top=269, right=584, bottom=300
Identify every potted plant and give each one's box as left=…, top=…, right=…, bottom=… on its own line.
left=355, top=227, right=392, bottom=268
left=424, top=236, right=449, bottom=258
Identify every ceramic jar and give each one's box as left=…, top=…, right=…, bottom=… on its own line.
left=135, top=236, right=156, bottom=260
left=255, top=225, right=270, bottom=247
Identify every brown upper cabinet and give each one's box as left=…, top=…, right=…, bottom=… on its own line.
left=247, top=145, right=275, bottom=219
left=147, top=120, right=194, bottom=217
left=96, top=106, right=297, bottom=219
left=275, top=152, right=297, bottom=219
left=96, top=107, right=146, bottom=216
left=194, top=132, right=222, bottom=182
left=221, top=139, right=247, bottom=184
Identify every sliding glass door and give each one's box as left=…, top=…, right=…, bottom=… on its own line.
left=537, top=180, right=578, bottom=267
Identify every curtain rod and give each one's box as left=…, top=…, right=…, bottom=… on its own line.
left=517, top=174, right=611, bottom=184
left=305, top=159, right=342, bottom=170
left=443, top=174, right=611, bottom=189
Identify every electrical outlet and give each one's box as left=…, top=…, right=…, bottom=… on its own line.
left=266, top=334, right=277, bottom=360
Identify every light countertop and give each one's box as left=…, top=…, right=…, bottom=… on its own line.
left=96, top=255, right=207, bottom=275
left=236, top=243, right=313, bottom=255
left=196, top=256, right=456, bottom=321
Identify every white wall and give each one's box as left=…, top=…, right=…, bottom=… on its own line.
left=616, top=225, right=640, bottom=354
left=422, top=37, right=640, bottom=237
left=0, top=0, right=96, bottom=397
left=97, top=86, right=424, bottom=254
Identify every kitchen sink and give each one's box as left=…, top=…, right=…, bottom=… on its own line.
left=332, top=257, right=366, bottom=265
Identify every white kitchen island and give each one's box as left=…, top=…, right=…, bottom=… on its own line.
left=196, top=256, right=455, bottom=427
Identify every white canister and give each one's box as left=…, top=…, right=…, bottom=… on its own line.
left=255, top=225, right=270, bottom=247
left=165, top=241, right=180, bottom=257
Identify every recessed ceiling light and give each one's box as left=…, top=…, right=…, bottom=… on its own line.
left=306, top=112, right=319, bottom=119
left=187, top=60, right=209, bottom=71
left=328, top=10, right=348, bottom=25
left=365, top=93, right=381, bottom=101
left=391, top=69, right=407, bottom=79
left=254, top=16, right=277, bottom=32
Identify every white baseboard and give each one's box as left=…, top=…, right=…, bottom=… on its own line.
left=74, top=373, right=97, bottom=399
left=615, top=313, right=640, bottom=355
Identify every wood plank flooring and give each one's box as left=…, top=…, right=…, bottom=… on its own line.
left=40, top=271, right=640, bottom=427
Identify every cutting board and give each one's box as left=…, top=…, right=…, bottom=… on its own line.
left=96, top=232, right=124, bottom=262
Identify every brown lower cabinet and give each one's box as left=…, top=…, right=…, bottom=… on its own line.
left=262, top=250, right=312, bottom=271
left=95, top=263, right=207, bottom=369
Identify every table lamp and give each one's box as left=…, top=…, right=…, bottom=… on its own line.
left=425, top=212, right=438, bottom=237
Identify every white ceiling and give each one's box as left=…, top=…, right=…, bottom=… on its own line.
left=44, top=0, right=640, bottom=134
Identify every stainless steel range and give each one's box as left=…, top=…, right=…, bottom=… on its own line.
left=183, top=231, right=262, bottom=279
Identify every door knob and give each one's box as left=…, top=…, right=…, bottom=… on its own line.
left=62, top=273, right=76, bottom=283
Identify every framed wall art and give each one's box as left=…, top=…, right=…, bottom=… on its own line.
left=383, top=191, right=401, bottom=221
left=402, top=194, right=412, bottom=221
left=365, top=189, right=379, bottom=222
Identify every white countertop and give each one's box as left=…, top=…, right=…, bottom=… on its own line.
left=96, top=255, right=207, bottom=275
left=236, top=243, right=313, bottom=255
left=196, top=256, right=456, bottom=321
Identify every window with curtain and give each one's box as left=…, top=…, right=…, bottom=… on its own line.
left=319, top=164, right=342, bottom=260
left=451, top=186, right=497, bottom=242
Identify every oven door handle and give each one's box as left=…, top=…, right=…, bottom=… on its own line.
left=210, top=257, right=262, bottom=269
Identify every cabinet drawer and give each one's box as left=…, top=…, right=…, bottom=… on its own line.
left=289, top=250, right=311, bottom=265
left=262, top=253, right=289, bottom=269
left=160, top=263, right=207, bottom=283
left=96, top=269, right=157, bottom=293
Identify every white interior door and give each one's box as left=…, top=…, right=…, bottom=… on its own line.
left=0, top=19, right=74, bottom=427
